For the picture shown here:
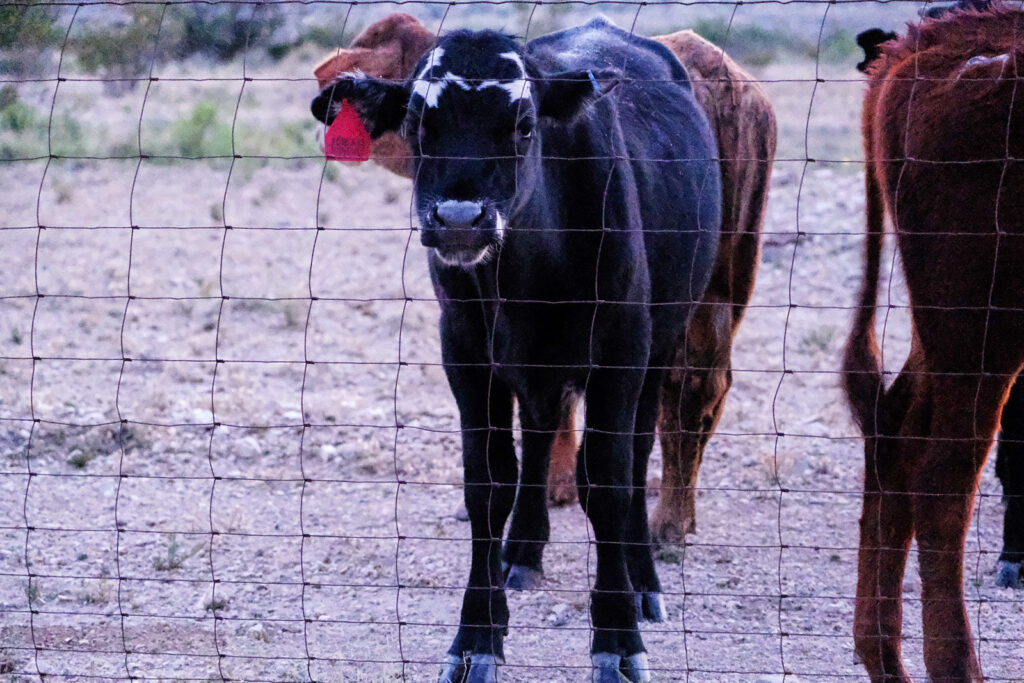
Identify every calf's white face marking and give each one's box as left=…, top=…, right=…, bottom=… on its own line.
left=411, top=49, right=531, bottom=108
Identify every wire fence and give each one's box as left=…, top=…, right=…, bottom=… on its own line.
left=0, top=1, right=1022, bottom=681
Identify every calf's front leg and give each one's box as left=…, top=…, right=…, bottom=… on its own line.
left=503, top=400, right=561, bottom=590
left=580, top=366, right=651, bottom=683
left=437, top=370, right=517, bottom=683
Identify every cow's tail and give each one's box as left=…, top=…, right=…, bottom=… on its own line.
left=842, top=165, right=886, bottom=437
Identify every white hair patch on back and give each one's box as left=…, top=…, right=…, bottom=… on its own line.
left=417, top=47, right=446, bottom=79
left=958, top=53, right=1010, bottom=79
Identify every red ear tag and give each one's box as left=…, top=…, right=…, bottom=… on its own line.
left=324, top=99, right=371, bottom=163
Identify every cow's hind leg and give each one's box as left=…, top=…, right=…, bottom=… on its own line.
left=853, top=366, right=917, bottom=683
left=995, top=378, right=1024, bottom=588
left=914, top=373, right=1008, bottom=682
left=438, top=374, right=517, bottom=683
left=651, top=302, right=732, bottom=544
left=625, top=365, right=668, bottom=625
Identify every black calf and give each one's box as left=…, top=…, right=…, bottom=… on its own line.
left=312, top=17, right=721, bottom=682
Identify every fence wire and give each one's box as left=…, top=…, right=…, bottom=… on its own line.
left=0, top=1, right=1022, bottom=681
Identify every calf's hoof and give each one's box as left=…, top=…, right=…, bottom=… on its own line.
left=995, top=560, right=1023, bottom=588
left=438, top=654, right=500, bottom=683
left=504, top=563, right=544, bottom=590
left=620, top=653, right=652, bottom=682
left=454, top=503, right=469, bottom=522
left=438, top=654, right=466, bottom=683
left=635, top=591, right=666, bottom=622
left=591, top=653, right=623, bottom=683
left=591, top=653, right=651, bottom=683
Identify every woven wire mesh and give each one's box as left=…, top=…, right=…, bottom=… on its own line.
left=0, top=1, right=1022, bottom=681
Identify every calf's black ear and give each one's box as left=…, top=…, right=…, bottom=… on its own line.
left=310, top=76, right=409, bottom=138
left=537, top=68, right=620, bottom=123
left=855, top=28, right=898, bottom=73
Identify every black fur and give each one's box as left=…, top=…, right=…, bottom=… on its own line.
left=920, top=0, right=991, bottom=18
left=312, top=17, right=722, bottom=677
left=996, top=380, right=1024, bottom=587
left=855, top=28, right=898, bottom=73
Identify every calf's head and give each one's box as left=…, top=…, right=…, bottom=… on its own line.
left=311, top=30, right=616, bottom=267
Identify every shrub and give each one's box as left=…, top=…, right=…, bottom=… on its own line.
left=168, top=100, right=233, bottom=159
left=0, top=88, right=38, bottom=133
left=691, top=19, right=805, bottom=67
left=0, top=5, right=63, bottom=76
left=816, top=29, right=859, bottom=63
left=168, top=4, right=286, bottom=61
left=70, top=7, right=167, bottom=94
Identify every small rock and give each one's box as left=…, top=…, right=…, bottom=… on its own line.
left=247, top=622, right=270, bottom=643
left=236, top=436, right=261, bottom=459
left=549, top=603, right=571, bottom=626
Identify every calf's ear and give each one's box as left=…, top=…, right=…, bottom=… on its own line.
left=310, top=76, right=409, bottom=138
left=537, top=68, right=620, bottom=123
left=855, top=28, right=898, bottom=73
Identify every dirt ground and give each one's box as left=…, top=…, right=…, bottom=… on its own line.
left=1, top=23, right=1022, bottom=683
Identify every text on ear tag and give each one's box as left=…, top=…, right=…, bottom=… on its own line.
left=324, top=99, right=371, bottom=163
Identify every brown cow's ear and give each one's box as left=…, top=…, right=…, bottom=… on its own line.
left=345, top=13, right=436, bottom=80
left=397, top=22, right=437, bottom=77
left=314, top=48, right=375, bottom=89
left=537, top=68, right=620, bottom=123
left=310, top=76, right=409, bottom=138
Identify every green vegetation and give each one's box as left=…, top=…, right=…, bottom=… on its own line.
left=817, top=29, right=859, bottom=63
left=1, top=91, right=317, bottom=164
left=292, top=22, right=363, bottom=53
left=0, top=4, right=63, bottom=76
left=67, top=449, right=96, bottom=469
left=0, top=86, right=95, bottom=160
left=169, top=5, right=285, bottom=61
left=690, top=19, right=859, bottom=67
left=0, top=5, right=291, bottom=87
left=0, top=87, right=37, bottom=133
left=152, top=534, right=205, bottom=571
left=167, top=100, right=233, bottom=158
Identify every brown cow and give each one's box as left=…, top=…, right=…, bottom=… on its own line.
left=844, top=5, right=1024, bottom=681
left=316, top=17, right=776, bottom=543
left=314, top=13, right=434, bottom=177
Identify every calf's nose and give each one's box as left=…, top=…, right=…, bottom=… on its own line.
left=434, top=201, right=485, bottom=231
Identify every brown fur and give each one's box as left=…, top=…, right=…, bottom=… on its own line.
left=844, top=6, right=1024, bottom=680
left=647, top=30, right=775, bottom=542
left=314, top=14, right=435, bottom=177
left=314, top=19, right=777, bottom=535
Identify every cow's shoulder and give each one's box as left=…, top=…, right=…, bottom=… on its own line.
left=525, top=17, right=692, bottom=89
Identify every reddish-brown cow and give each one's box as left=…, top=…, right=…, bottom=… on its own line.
left=844, top=6, right=1024, bottom=680
left=315, top=16, right=776, bottom=543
